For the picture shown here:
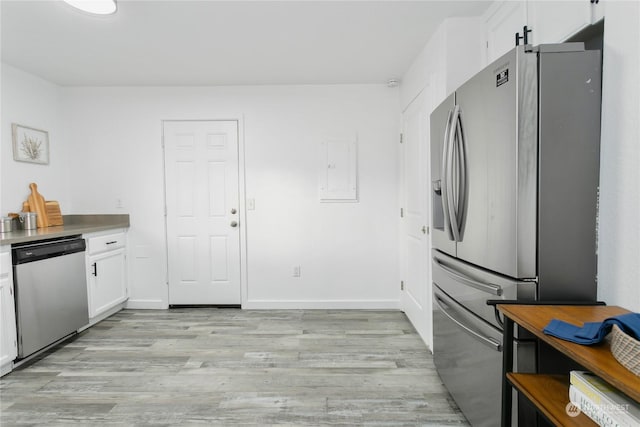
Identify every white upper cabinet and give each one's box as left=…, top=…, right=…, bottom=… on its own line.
left=484, top=1, right=528, bottom=64
left=527, top=0, right=602, bottom=45
left=591, top=0, right=604, bottom=24
left=484, top=0, right=605, bottom=65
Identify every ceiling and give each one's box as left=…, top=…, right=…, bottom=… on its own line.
left=1, top=0, right=491, bottom=87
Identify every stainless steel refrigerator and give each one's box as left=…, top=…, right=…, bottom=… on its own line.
left=430, top=43, right=601, bottom=427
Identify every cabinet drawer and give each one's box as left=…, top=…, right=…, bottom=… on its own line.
left=0, top=252, right=10, bottom=276
left=87, top=232, right=126, bottom=255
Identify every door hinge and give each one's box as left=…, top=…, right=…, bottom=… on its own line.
left=400, top=281, right=404, bottom=291
left=400, top=133, right=403, bottom=144
left=400, top=208, right=404, bottom=218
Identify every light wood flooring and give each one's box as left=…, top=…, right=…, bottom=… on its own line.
left=0, top=309, right=469, bottom=426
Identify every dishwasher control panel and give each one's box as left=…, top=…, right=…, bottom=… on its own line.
left=13, top=236, right=85, bottom=264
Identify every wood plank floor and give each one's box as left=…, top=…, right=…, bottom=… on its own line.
left=0, top=309, right=469, bottom=426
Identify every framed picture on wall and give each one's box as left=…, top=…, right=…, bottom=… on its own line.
left=12, top=123, right=49, bottom=165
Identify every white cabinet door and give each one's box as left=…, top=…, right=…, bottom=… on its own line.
left=88, top=249, right=127, bottom=318
left=485, top=1, right=603, bottom=67
left=485, top=1, right=528, bottom=64
left=528, top=0, right=592, bottom=45
left=591, top=0, right=604, bottom=23
left=0, top=250, right=17, bottom=374
left=85, top=230, right=128, bottom=321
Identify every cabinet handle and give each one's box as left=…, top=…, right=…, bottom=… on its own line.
left=92, top=262, right=97, bottom=277
left=105, top=241, right=118, bottom=245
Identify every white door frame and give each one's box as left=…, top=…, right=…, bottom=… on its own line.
left=161, top=117, right=248, bottom=308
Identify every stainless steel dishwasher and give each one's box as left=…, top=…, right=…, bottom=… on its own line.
left=12, top=236, right=89, bottom=359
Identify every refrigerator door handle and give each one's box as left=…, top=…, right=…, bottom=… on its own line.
left=434, top=292, right=502, bottom=352
left=433, top=256, right=504, bottom=296
left=441, top=108, right=454, bottom=241
left=446, top=105, right=461, bottom=242
left=454, top=109, right=468, bottom=239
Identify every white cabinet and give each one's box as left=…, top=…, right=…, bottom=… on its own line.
left=527, top=0, right=603, bottom=46
left=0, top=247, right=17, bottom=376
left=484, top=0, right=604, bottom=65
left=85, top=230, right=128, bottom=324
left=591, top=0, right=604, bottom=24
left=484, top=1, right=528, bottom=64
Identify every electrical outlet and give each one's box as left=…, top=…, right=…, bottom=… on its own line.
left=293, top=266, right=301, bottom=277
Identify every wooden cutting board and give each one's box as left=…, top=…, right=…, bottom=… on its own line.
left=27, top=183, right=49, bottom=228
left=45, top=201, right=63, bottom=226
left=22, top=200, right=64, bottom=226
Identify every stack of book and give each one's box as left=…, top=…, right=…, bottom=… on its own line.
left=569, top=371, right=640, bottom=427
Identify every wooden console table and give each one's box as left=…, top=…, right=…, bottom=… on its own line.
left=497, top=304, right=638, bottom=427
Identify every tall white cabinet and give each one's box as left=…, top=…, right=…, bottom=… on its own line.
left=0, top=246, right=17, bottom=376
left=85, top=229, right=128, bottom=325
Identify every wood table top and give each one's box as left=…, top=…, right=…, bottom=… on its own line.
left=497, top=304, right=639, bottom=403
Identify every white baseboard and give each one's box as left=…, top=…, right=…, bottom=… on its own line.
left=124, top=298, right=400, bottom=310
left=80, top=302, right=127, bottom=330
left=125, top=299, right=166, bottom=309
left=242, top=299, right=400, bottom=310
left=1, top=361, right=13, bottom=377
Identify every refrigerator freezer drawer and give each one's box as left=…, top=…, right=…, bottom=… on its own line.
left=433, top=250, right=536, bottom=329
left=433, top=284, right=502, bottom=427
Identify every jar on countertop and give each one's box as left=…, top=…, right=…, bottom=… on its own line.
left=20, top=212, right=37, bottom=230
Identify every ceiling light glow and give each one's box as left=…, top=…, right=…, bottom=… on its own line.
left=64, top=0, right=117, bottom=15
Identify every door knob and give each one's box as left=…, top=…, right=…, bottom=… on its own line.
left=230, top=221, right=238, bottom=227
left=231, top=208, right=237, bottom=214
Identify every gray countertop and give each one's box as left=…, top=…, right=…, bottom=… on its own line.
left=0, top=214, right=130, bottom=245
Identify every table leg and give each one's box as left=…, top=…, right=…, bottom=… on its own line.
left=502, top=316, right=514, bottom=427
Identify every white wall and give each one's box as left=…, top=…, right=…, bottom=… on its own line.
left=62, top=85, right=400, bottom=309
left=597, top=0, right=640, bottom=311
left=1, top=64, right=71, bottom=215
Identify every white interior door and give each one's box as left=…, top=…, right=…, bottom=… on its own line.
left=164, top=120, right=241, bottom=305
left=400, top=91, right=431, bottom=346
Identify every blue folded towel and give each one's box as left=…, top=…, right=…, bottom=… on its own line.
left=543, top=312, right=640, bottom=345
